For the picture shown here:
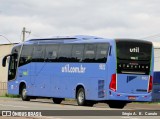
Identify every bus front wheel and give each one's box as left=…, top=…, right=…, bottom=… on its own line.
left=21, top=85, right=30, bottom=101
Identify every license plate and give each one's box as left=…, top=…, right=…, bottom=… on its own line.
left=128, top=96, right=136, bottom=100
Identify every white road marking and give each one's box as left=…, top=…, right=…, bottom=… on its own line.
left=42, top=117, right=63, bottom=119
left=120, top=117, right=140, bottom=119
left=120, top=117, right=130, bottom=119
left=0, top=104, right=29, bottom=108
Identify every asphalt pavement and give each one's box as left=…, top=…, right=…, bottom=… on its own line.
left=0, top=97, right=160, bottom=119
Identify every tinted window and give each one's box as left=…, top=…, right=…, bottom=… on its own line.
left=8, top=55, right=18, bottom=80
left=32, top=45, right=45, bottom=62
left=19, top=45, right=33, bottom=66
left=45, top=44, right=59, bottom=62
left=72, top=44, right=84, bottom=62
left=116, top=40, right=152, bottom=75
left=18, top=43, right=109, bottom=64
left=116, top=40, right=152, bottom=61
left=96, top=44, right=109, bottom=63
left=58, top=44, right=72, bottom=62
left=12, top=45, right=21, bottom=55
left=83, top=44, right=96, bottom=62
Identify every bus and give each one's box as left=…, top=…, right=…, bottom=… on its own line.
left=2, top=35, right=154, bottom=108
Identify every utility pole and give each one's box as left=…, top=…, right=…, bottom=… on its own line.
left=22, top=27, right=31, bottom=42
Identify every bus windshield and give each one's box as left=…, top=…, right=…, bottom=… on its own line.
left=116, top=40, right=152, bottom=61
left=116, top=40, right=152, bottom=75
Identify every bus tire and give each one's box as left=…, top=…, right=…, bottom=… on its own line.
left=108, top=101, right=126, bottom=109
left=21, top=85, right=30, bottom=101
left=77, top=88, right=87, bottom=106
left=85, top=101, right=94, bottom=107
left=52, top=98, right=63, bottom=104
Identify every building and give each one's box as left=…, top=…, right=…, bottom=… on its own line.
left=0, top=44, right=15, bottom=95
left=0, top=44, right=15, bottom=82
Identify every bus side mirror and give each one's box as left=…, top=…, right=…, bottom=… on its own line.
left=2, top=56, right=7, bottom=67
left=7, top=57, right=10, bottom=63
left=2, top=54, right=12, bottom=67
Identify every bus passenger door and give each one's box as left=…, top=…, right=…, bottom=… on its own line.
left=7, top=53, right=19, bottom=94
left=8, top=53, right=18, bottom=81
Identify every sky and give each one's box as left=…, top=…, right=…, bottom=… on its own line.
left=0, top=0, right=160, bottom=44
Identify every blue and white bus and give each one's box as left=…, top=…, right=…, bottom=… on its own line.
left=2, top=35, right=154, bottom=108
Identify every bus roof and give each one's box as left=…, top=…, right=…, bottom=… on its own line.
left=13, top=36, right=153, bottom=47
left=24, top=35, right=114, bottom=44
left=116, top=39, right=153, bottom=45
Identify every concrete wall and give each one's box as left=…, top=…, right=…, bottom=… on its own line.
left=154, top=48, right=160, bottom=71
left=0, top=82, right=7, bottom=96
left=153, top=42, right=160, bottom=71
left=0, top=44, right=14, bottom=96
left=0, top=44, right=14, bottom=82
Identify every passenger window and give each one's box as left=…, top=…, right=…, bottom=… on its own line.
left=83, top=44, right=96, bottom=62
left=45, top=45, right=59, bottom=62
left=96, top=43, right=109, bottom=63
left=72, top=44, right=84, bottom=62
left=32, top=45, right=45, bottom=62
left=58, top=44, right=72, bottom=62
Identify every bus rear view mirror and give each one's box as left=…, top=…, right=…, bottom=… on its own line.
left=2, top=56, right=7, bottom=67
left=7, top=57, right=10, bottom=63
left=2, top=54, right=12, bottom=67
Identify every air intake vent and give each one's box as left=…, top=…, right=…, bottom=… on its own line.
left=98, top=80, right=105, bottom=98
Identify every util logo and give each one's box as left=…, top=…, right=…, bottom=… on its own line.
left=129, top=47, right=139, bottom=53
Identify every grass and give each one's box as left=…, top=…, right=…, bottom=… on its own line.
left=0, top=93, right=20, bottom=98
left=65, top=98, right=75, bottom=102
left=133, top=101, right=160, bottom=104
